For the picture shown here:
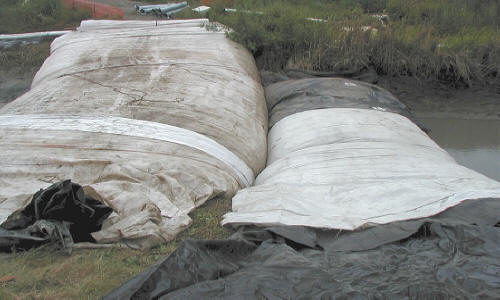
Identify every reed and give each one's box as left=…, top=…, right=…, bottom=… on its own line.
left=208, top=0, right=500, bottom=87
left=0, top=0, right=90, bottom=34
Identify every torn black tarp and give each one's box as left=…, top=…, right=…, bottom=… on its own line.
left=0, top=180, right=112, bottom=252
left=104, top=198, right=500, bottom=299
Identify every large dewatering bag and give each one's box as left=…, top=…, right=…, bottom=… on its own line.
left=0, top=19, right=267, bottom=248
left=222, top=78, right=500, bottom=231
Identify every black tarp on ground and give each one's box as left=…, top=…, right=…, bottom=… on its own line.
left=0, top=180, right=113, bottom=252
left=264, top=77, right=426, bottom=129
left=104, top=198, right=500, bottom=300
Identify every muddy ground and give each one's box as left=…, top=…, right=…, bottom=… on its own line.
left=376, top=77, right=500, bottom=181
left=378, top=77, right=500, bottom=120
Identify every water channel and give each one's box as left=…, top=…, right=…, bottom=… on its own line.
left=419, top=117, right=500, bottom=181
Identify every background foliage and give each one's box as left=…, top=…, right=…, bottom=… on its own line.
left=204, top=0, right=500, bottom=87
left=0, top=0, right=90, bottom=34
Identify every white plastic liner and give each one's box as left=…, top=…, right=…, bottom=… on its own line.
left=193, top=6, right=211, bottom=13
left=223, top=108, right=500, bottom=230
left=0, top=30, right=71, bottom=40
left=0, top=19, right=267, bottom=248
left=0, top=30, right=70, bottom=48
left=4, top=19, right=267, bottom=175
left=0, top=115, right=254, bottom=187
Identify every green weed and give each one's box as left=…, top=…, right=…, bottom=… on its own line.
left=0, top=0, right=91, bottom=34
left=205, top=0, right=499, bottom=87
left=0, top=42, right=51, bottom=69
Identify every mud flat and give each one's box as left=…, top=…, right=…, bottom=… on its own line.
left=380, top=78, right=500, bottom=181
left=418, top=117, right=500, bottom=181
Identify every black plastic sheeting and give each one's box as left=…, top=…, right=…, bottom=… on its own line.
left=0, top=180, right=113, bottom=252
left=260, top=67, right=379, bottom=87
left=264, top=77, right=426, bottom=129
left=104, top=198, right=500, bottom=299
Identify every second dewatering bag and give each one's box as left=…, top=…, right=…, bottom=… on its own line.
left=0, top=19, right=267, bottom=248
left=223, top=78, right=500, bottom=233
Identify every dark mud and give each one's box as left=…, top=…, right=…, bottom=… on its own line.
left=419, top=117, right=500, bottom=181
left=379, top=77, right=500, bottom=181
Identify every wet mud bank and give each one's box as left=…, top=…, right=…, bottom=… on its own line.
left=418, top=118, right=500, bottom=181
left=380, top=78, right=500, bottom=181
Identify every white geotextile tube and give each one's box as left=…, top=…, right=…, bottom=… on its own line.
left=0, top=114, right=254, bottom=187
left=0, top=19, right=267, bottom=248
left=223, top=108, right=500, bottom=230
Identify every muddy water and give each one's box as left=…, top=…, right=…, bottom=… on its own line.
left=419, top=117, right=500, bottom=181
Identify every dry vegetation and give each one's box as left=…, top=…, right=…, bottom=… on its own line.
left=0, top=43, right=51, bottom=106
left=0, top=0, right=90, bottom=34
left=203, top=0, right=500, bottom=88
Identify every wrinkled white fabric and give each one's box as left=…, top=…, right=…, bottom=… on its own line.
left=0, top=19, right=267, bottom=249
left=0, top=115, right=254, bottom=187
left=223, top=108, right=500, bottom=230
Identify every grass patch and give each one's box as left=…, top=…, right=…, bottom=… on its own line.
left=0, top=196, right=232, bottom=299
left=0, top=42, right=51, bottom=69
left=0, top=42, right=52, bottom=105
left=0, top=0, right=91, bottom=34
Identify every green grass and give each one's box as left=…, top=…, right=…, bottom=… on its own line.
left=0, top=196, right=232, bottom=299
left=0, top=42, right=52, bottom=104
left=0, top=43, right=51, bottom=69
left=201, top=0, right=499, bottom=88
left=0, top=0, right=91, bottom=34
